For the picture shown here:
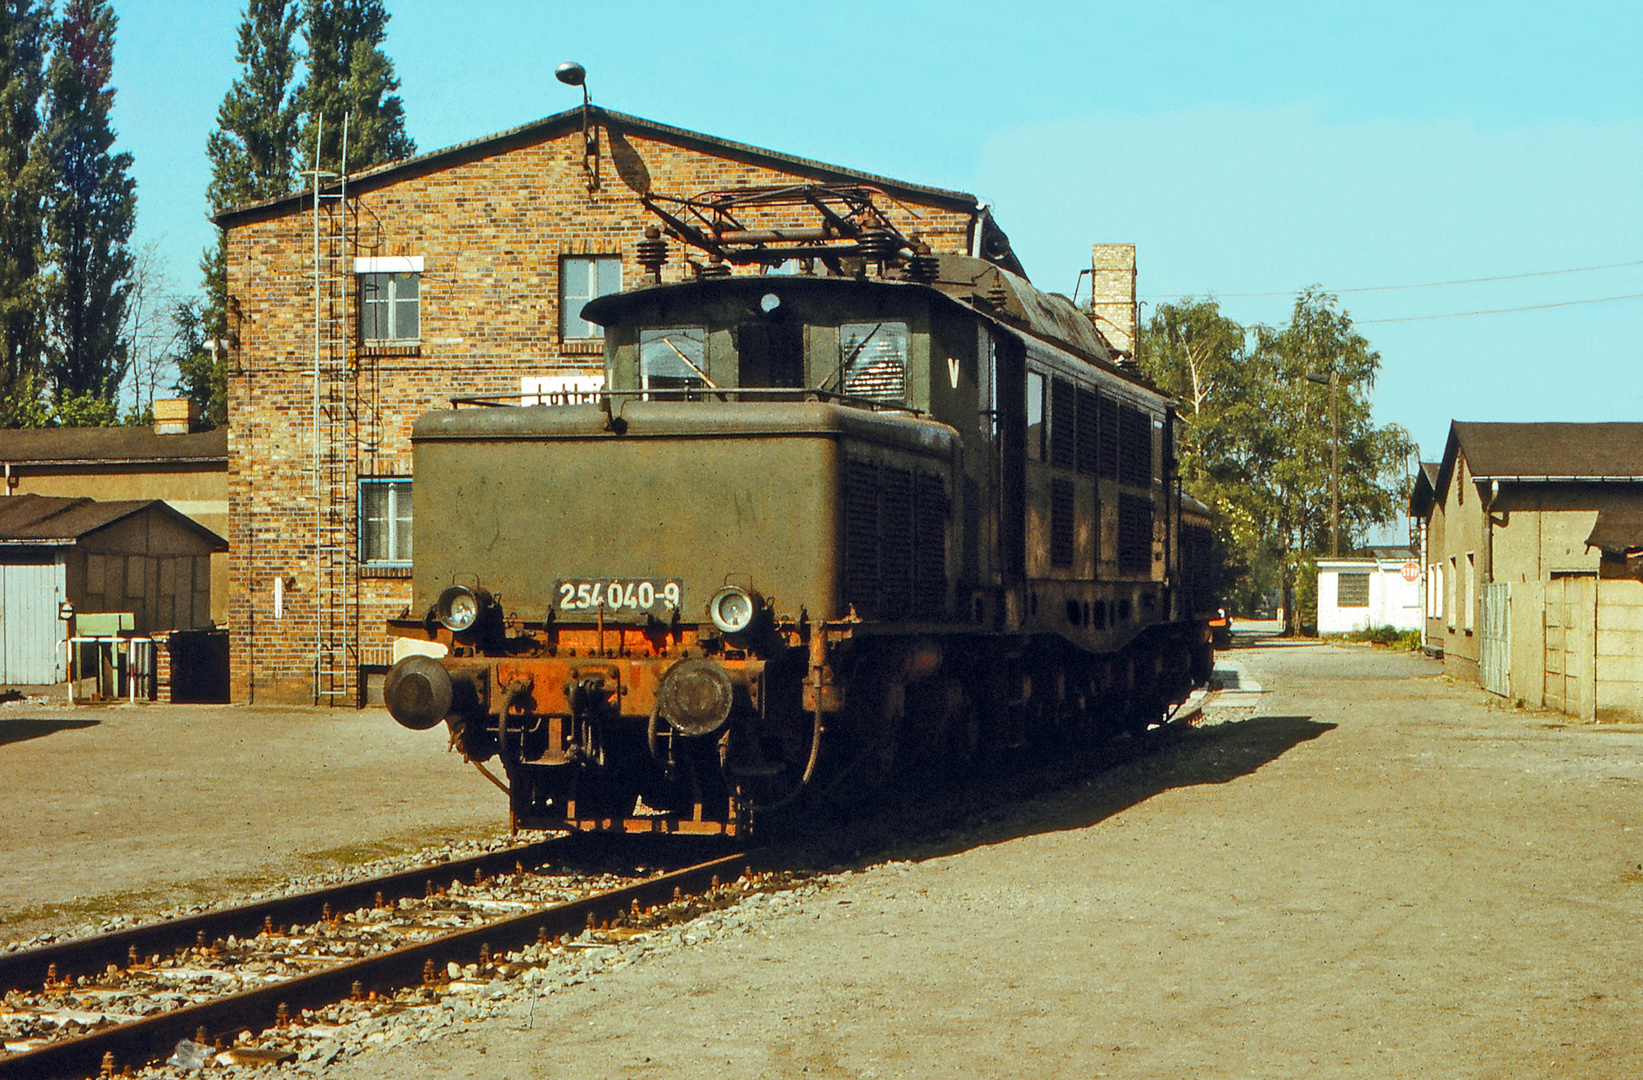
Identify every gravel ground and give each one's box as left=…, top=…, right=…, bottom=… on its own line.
left=0, top=700, right=507, bottom=943
left=8, top=643, right=1643, bottom=1078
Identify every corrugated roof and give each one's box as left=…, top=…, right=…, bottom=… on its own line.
left=1, top=426, right=226, bottom=465
left=0, top=494, right=227, bottom=549
left=214, top=106, right=983, bottom=228
left=1435, top=422, right=1643, bottom=502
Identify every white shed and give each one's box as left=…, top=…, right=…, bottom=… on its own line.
left=1317, top=548, right=1422, bottom=634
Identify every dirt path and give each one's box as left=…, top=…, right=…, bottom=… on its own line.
left=319, top=642, right=1643, bottom=1079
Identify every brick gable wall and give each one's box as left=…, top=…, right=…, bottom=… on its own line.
left=225, top=124, right=977, bottom=703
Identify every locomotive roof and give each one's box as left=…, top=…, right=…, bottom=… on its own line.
left=583, top=254, right=1140, bottom=383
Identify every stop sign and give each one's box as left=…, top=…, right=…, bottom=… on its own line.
left=1401, top=561, right=1420, bottom=582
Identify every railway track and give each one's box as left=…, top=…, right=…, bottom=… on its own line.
left=1, top=843, right=757, bottom=1080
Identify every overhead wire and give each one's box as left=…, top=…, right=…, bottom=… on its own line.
left=1143, top=258, right=1643, bottom=301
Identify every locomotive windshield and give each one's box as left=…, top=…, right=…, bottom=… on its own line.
left=639, top=326, right=710, bottom=396
left=839, top=321, right=909, bottom=403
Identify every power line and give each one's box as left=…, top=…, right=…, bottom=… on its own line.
left=1360, top=292, right=1643, bottom=324
left=1144, top=258, right=1643, bottom=301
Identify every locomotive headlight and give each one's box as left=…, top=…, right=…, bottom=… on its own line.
left=708, top=585, right=763, bottom=635
left=436, top=585, right=493, bottom=633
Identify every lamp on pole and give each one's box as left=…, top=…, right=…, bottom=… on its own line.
left=1303, top=369, right=1339, bottom=556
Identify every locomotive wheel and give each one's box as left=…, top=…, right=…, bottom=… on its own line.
left=822, top=668, right=903, bottom=803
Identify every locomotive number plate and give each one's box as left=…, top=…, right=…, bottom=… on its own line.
left=555, top=578, right=683, bottom=617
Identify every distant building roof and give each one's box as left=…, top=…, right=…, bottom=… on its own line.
left=0, top=494, right=226, bottom=549
left=1434, top=422, right=1643, bottom=503
left=1, top=426, right=226, bottom=466
left=1586, top=508, right=1643, bottom=556
left=1409, top=461, right=1441, bottom=517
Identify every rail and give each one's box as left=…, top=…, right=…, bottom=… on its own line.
left=0, top=848, right=758, bottom=1080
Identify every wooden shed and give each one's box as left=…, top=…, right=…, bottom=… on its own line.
left=0, top=495, right=226, bottom=685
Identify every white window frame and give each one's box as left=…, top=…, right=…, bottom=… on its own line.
left=561, top=255, right=622, bottom=339
left=359, top=477, right=413, bottom=566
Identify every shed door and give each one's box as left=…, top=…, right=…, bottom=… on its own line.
left=1480, top=581, right=1511, bottom=698
left=0, top=558, right=67, bottom=684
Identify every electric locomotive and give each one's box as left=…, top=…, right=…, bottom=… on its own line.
left=384, top=186, right=1216, bottom=835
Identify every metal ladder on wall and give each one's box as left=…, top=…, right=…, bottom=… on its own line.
left=308, top=117, right=356, bottom=705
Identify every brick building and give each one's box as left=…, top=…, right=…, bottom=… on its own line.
left=214, top=106, right=1038, bottom=704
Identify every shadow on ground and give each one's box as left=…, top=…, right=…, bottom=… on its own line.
left=795, top=714, right=1336, bottom=868
left=0, top=717, right=100, bottom=747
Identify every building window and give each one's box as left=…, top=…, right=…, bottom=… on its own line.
left=1464, top=552, right=1476, bottom=632
left=359, top=272, right=420, bottom=342
left=360, top=478, right=412, bottom=565
left=1447, top=556, right=1457, bottom=629
left=1428, top=563, right=1443, bottom=619
left=1337, top=572, right=1370, bottom=608
left=561, top=255, right=622, bottom=338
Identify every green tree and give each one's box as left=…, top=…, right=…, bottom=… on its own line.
left=192, top=0, right=303, bottom=429
left=207, top=0, right=301, bottom=211
left=170, top=295, right=226, bottom=428
left=36, top=0, right=135, bottom=414
left=295, top=0, right=413, bottom=177
left=0, top=0, right=49, bottom=425
left=1138, top=288, right=1416, bottom=632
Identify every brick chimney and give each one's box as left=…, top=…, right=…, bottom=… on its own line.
left=153, top=398, right=198, bottom=435
left=1089, top=244, right=1137, bottom=358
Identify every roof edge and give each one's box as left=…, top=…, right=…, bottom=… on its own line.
left=213, top=107, right=982, bottom=229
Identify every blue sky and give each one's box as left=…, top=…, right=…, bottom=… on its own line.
left=113, top=1, right=1641, bottom=459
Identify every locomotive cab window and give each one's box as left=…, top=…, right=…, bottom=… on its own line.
left=640, top=326, right=710, bottom=397
left=1025, top=370, right=1045, bottom=461
left=839, top=321, right=908, bottom=402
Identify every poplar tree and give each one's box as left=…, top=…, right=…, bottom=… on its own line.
left=0, top=0, right=48, bottom=424
left=296, top=0, right=413, bottom=176
left=188, top=0, right=301, bottom=428
left=36, top=0, right=135, bottom=412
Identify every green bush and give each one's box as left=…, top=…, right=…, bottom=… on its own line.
left=1342, top=625, right=1423, bottom=649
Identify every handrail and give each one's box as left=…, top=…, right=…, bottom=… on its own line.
left=447, top=387, right=923, bottom=417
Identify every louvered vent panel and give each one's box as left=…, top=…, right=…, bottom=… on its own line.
left=1098, top=395, right=1119, bottom=479
left=914, top=472, right=949, bottom=616
left=1118, top=406, right=1152, bottom=487
left=879, top=467, right=914, bottom=615
left=1050, top=379, right=1076, bottom=471
left=844, top=459, right=880, bottom=618
left=1050, top=478, right=1076, bottom=569
left=1117, top=493, right=1154, bottom=573
left=1076, top=388, right=1099, bottom=475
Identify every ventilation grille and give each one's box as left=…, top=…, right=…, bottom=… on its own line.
left=1181, top=522, right=1214, bottom=614
left=1118, top=406, right=1152, bottom=488
left=1118, top=493, right=1154, bottom=574
left=1050, top=379, right=1076, bottom=471
left=1098, top=395, right=1119, bottom=479
left=1050, top=478, right=1076, bottom=569
left=843, top=459, right=949, bottom=620
left=1076, top=388, right=1099, bottom=475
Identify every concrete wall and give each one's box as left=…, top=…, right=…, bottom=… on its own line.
left=224, top=122, right=979, bottom=703
left=1597, top=577, right=1643, bottom=722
